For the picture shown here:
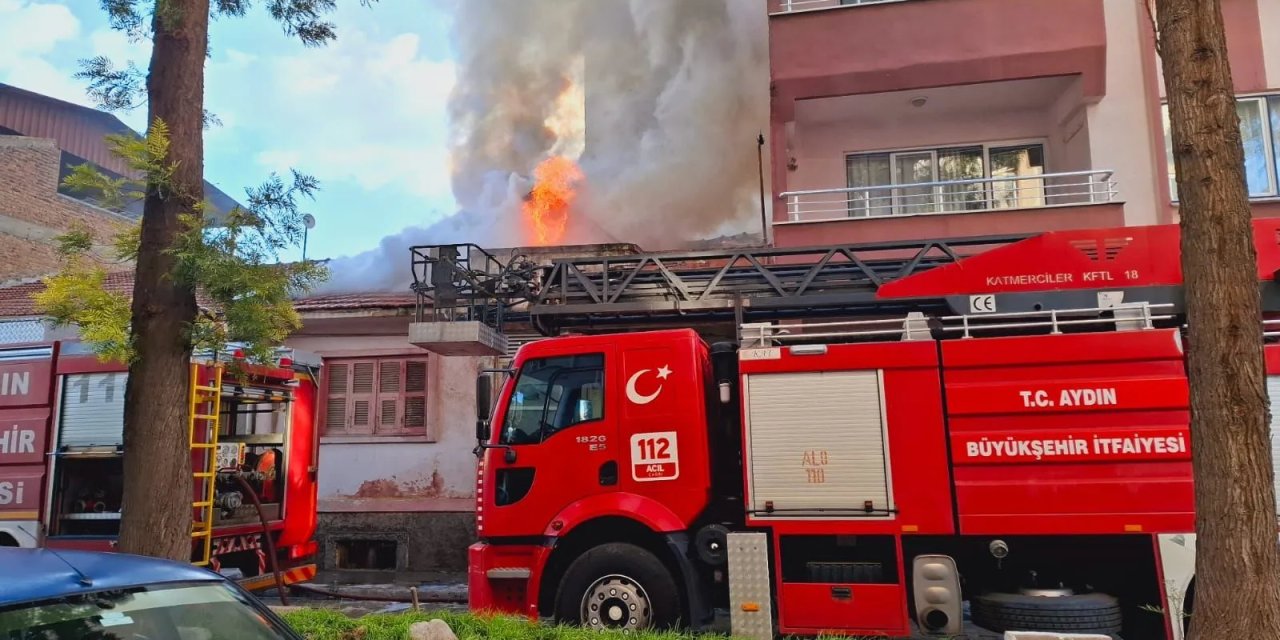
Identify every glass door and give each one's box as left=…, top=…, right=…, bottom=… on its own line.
left=891, top=151, right=937, bottom=215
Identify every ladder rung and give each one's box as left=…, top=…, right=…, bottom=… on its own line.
left=193, top=472, right=215, bottom=478
left=194, top=385, right=220, bottom=393
left=193, top=414, right=219, bottom=420
left=190, top=443, right=216, bottom=449
left=193, top=501, right=213, bottom=508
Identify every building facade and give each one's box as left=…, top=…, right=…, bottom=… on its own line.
left=765, top=0, right=1280, bottom=248
left=282, top=293, right=491, bottom=579
left=0, top=82, right=243, bottom=281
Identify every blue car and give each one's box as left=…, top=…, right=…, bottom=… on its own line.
left=0, top=547, right=304, bottom=639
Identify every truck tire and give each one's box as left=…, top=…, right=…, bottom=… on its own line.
left=553, top=542, right=682, bottom=631
left=971, top=591, right=1123, bottom=635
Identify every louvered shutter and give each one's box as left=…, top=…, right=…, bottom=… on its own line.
left=376, top=360, right=402, bottom=433
left=324, top=363, right=349, bottom=434
left=404, top=360, right=428, bottom=434
left=59, top=372, right=129, bottom=447
left=349, top=361, right=375, bottom=433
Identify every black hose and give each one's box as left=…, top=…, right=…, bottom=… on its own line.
left=287, top=583, right=467, bottom=604
left=222, top=468, right=288, bottom=606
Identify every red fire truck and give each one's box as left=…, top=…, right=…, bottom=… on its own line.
left=411, top=218, right=1280, bottom=640
left=0, top=340, right=322, bottom=592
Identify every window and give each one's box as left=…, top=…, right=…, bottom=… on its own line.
left=1164, top=95, right=1280, bottom=200
left=325, top=357, right=428, bottom=436
left=845, top=141, right=1045, bottom=217
left=500, top=353, right=604, bottom=445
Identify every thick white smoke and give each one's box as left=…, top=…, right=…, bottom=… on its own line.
left=313, top=0, right=770, bottom=295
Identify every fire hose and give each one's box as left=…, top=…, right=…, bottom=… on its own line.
left=216, top=470, right=468, bottom=607
left=221, top=468, right=288, bottom=606
left=287, top=583, right=467, bottom=604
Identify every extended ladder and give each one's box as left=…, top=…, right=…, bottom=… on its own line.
left=189, top=363, right=223, bottom=567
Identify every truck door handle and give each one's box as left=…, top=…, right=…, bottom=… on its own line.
left=831, top=586, right=852, bottom=600
left=599, top=461, right=618, bottom=486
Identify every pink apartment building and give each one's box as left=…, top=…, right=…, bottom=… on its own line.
left=765, top=0, right=1280, bottom=248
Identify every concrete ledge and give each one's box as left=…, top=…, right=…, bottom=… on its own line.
left=409, top=321, right=506, bottom=356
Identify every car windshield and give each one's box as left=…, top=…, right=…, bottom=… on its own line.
left=0, top=581, right=296, bottom=640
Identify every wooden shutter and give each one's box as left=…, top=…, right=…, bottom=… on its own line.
left=376, top=360, right=402, bottom=433
left=350, top=361, right=375, bottom=433
left=404, top=360, right=428, bottom=434
left=324, top=363, right=349, bottom=433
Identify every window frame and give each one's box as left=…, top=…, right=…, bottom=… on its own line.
left=322, top=356, right=431, bottom=439
left=499, top=352, right=606, bottom=446
left=844, top=137, right=1050, bottom=218
left=1163, top=92, right=1280, bottom=202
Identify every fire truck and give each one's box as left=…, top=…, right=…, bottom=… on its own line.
left=0, top=340, right=322, bottom=592
left=411, top=217, right=1280, bottom=640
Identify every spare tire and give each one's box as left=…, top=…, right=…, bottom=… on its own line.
left=971, top=591, right=1123, bottom=635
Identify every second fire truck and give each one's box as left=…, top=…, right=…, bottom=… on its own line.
left=412, top=218, right=1280, bottom=639
left=0, top=342, right=322, bottom=592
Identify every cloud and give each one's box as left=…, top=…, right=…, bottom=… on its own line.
left=207, top=26, right=456, bottom=203
left=0, top=0, right=86, bottom=104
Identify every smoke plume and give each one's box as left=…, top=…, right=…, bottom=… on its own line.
left=313, top=0, right=770, bottom=295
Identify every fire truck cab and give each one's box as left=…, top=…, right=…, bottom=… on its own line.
left=453, top=219, right=1280, bottom=640
left=0, top=341, right=322, bottom=592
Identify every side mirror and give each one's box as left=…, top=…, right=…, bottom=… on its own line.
left=475, top=374, right=492, bottom=441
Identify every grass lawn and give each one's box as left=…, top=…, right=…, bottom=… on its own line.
left=282, top=609, right=738, bottom=640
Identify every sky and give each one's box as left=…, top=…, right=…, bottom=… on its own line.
left=0, top=0, right=459, bottom=263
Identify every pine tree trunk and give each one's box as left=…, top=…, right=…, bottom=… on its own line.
left=116, top=0, right=210, bottom=561
left=1154, top=0, right=1280, bottom=637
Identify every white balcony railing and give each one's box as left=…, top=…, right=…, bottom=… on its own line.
left=772, top=0, right=909, bottom=15
left=778, top=170, right=1118, bottom=223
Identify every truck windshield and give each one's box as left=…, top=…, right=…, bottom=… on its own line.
left=501, top=353, right=604, bottom=445
left=0, top=581, right=299, bottom=640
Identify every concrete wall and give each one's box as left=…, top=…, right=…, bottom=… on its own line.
left=1262, top=0, right=1280, bottom=90
left=786, top=81, right=1085, bottom=195
left=284, top=329, right=488, bottom=576
left=0, top=136, right=130, bottom=280
left=1085, top=0, right=1163, bottom=226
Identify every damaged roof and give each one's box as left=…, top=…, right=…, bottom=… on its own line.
left=0, top=271, right=416, bottom=319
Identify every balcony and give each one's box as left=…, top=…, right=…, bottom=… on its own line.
left=768, top=0, right=1108, bottom=117
left=780, top=170, right=1118, bottom=222
left=769, top=76, right=1129, bottom=247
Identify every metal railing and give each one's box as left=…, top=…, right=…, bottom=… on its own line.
left=740, top=302, right=1177, bottom=348
left=778, top=170, right=1119, bottom=223
left=772, top=0, right=908, bottom=14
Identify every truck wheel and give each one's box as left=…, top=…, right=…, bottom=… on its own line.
left=554, top=542, right=681, bottom=631
left=971, top=591, right=1123, bottom=635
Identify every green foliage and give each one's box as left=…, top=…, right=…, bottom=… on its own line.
left=34, top=119, right=328, bottom=366
left=32, top=262, right=134, bottom=365
left=76, top=56, right=146, bottom=112
left=280, top=610, right=749, bottom=640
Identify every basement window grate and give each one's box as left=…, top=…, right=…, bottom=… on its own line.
left=334, top=539, right=398, bottom=571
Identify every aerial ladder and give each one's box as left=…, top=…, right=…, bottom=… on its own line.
left=409, top=219, right=1280, bottom=340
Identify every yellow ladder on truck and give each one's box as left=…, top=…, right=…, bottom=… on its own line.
left=190, top=362, right=223, bottom=567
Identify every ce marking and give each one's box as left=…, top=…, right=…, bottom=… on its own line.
left=969, top=294, right=997, bottom=314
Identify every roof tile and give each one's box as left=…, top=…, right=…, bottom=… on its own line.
left=0, top=273, right=416, bottom=318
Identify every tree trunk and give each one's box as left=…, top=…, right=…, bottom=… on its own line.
left=1154, top=1, right=1280, bottom=638
left=117, top=0, right=210, bottom=561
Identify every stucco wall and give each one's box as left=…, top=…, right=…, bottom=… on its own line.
left=1262, top=0, right=1280, bottom=90
left=283, top=333, right=486, bottom=514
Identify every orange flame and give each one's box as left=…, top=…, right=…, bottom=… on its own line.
left=523, top=155, right=583, bottom=246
